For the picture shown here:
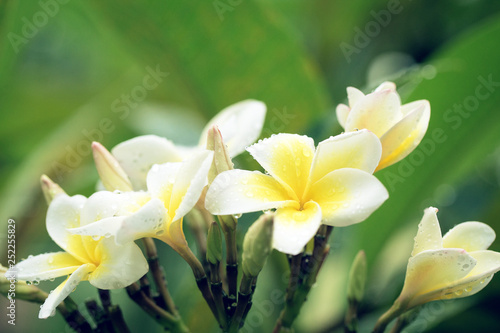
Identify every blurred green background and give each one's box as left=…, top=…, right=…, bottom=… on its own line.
left=1, top=0, right=500, bottom=332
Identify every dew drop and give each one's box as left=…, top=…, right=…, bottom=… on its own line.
left=454, top=290, right=463, bottom=296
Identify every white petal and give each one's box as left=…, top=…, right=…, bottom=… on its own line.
left=408, top=250, right=500, bottom=305
left=377, top=100, right=430, bottom=170
left=70, top=199, right=166, bottom=245
left=345, top=89, right=402, bottom=137
left=443, top=222, right=496, bottom=252
left=273, top=201, right=322, bottom=255
left=247, top=133, right=315, bottom=200
left=8, top=252, right=82, bottom=282
left=116, top=199, right=168, bottom=244
left=39, top=263, right=95, bottom=319
left=80, top=191, right=151, bottom=226
left=309, top=130, right=381, bottom=184
left=205, top=170, right=293, bottom=215
left=307, top=168, right=388, bottom=227
left=89, top=238, right=149, bottom=289
left=401, top=249, right=476, bottom=308
left=199, top=100, right=267, bottom=157
left=46, top=194, right=87, bottom=257
left=112, top=135, right=182, bottom=190
left=171, top=150, right=214, bottom=221
left=335, top=104, right=350, bottom=128
left=411, top=207, right=443, bottom=256
left=346, top=87, right=365, bottom=107
left=374, top=81, right=396, bottom=93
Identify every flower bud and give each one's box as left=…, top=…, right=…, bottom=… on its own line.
left=347, top=250, right=367, bottom=303
left=242, top=213, right=274, bottom=278
left=92, top=142, right=133, bottom=192
left=40, top=175, right=66, bottom=204
left=206, top=125, right=234, bottom=185
left=206, top=222, right=223, bottom=264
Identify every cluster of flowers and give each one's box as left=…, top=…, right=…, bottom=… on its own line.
left=4, top=82, right=500, bottom=331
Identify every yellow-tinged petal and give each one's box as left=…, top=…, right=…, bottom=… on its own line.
left=273, top=201, right=322, bottom=255
left=39, top=263, right=95, bottom=319
left=247, top=133, right=315, bottom=200
left=377, top=100, right=430, bottom=171
left=205, top=170, right=293, bottom=215
left=71, top=198, right=167, bottom=245
left=147, top=150, right=213, bottom=222
left=7, top=252, right=82, bottom=282
left=46, top=194, right=93, bottom=263
left=112, top=135, right=182, bottom=190
left=411, top=207, right=442, bottom=256
left=89, top=238, right=148, bottom=289
left=347, top=86, right=365, bottom=107
left=416, top=250, right=500, bottom=304
left=80, top=191, right=151, bottom=226
left=336, top=104, right=350, bottom=128
left=307, top=168, right=388, bottom=227
left=345, top=89, right=402, bottom=137
left=170, top=150, right=213, bottom=221
left=401, top=249, right=476, bottom=308
left=199, top=99, right=266, bottom=157
left=309, top=130, right=381, bottom=184
left=92, top=142, right=133, bottom=192
left=443, top=222, right=495, bottom=252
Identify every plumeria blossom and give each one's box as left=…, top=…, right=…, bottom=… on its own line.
left=69, top=150, right=214, bottom=269
left=205, top=130, right=389, bottom=255
left=396, top=207, right=500, bottom=310
left=111, top=100, right=266, bottom=190
left=336, top=81, right=431, bottom=171
left=6, top=191, right=148, bottom=319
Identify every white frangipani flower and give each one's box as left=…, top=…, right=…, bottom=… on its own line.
left=6, top=191, right=148, bottom=319
left=398, top=207, right=500, bottom=308
left=112, top=100, right=266, bottom=190
left=336, top=81, right=431, bottom=171
left=69, top=150, right=214, bottom=269
left=205, top=130, right=389, bottom=255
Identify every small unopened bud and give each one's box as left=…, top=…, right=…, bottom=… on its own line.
left=92, top=142, right=133, bottom=192
left=206, top=125, right=234, bottom=185
left=347, top=250, right=367, bottom=303
left=242, top=213, right=274, bottom=278
left=206, top=222, right=223, bottom=264
left=40, top=175, right=66, bottom=204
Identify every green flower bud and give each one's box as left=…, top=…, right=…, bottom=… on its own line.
left=242, top=213, right=274, bottom=278
left=206, top=125, right=234, bottom=185
left=347, top=250, right=367, bottom=303
left=40, top=175, right=66, bottom=205
left=206, top=222, right=223, bottom=264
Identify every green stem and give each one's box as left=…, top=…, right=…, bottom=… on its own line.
left=142, top=237, right=179, bottom=315
left=210, top=262, right=228, bottom=331
left=228, top=274, right=254, bottom=333
left=372, top=300, right=406, bottom=333
left=273, top=226, right=332, bottom=332
left=126, top=283, right=190, bottom=333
